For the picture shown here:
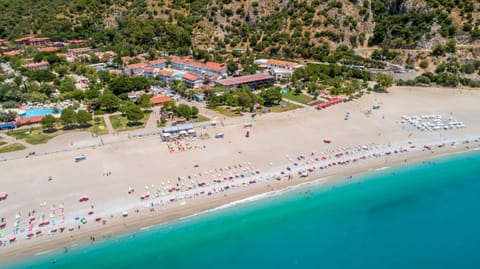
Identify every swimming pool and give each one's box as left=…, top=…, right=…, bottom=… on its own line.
left=19, top=108, right=62, bottom=118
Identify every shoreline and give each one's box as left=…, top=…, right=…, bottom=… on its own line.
left=1, top=139, right=478, bottom=264
left=1, top=86, right=480, bottom=264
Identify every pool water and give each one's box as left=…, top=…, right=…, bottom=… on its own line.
left=20, top=108, right=62, bottom=118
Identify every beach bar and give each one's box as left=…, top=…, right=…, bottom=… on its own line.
left=162, top=124, right=194, bottom=134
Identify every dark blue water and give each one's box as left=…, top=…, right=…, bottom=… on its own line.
left=3, top=151, right=480, bottom=269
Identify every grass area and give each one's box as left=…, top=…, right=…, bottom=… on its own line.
left=212, top=106, right=243, bottom=117
left=0, top=141, right=7, bottom=146
left=89, top=117, right=108, bottom=136
left=110, top=112, right=151, bottom=132
left=8, top=117, right=109, bottom=145
left=192, top=114, right=210, bottom=123
left=269, top=102, right=302, bottom=113
left=282, top=91, right=314, bottom=105
left=0, top=143, right=27, bottom=153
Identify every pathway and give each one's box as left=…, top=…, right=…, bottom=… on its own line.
left=102, top=114, right=114, bottom=135
left=0, top=132, right=31, bottom=148
left=282, top=98, right=311, bottom=109
left=145, top=106, right=161, bottom=129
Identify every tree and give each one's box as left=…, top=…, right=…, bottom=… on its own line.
left=125, top=104, right=144, bottom=122
left=60, top=109, right=77, bottom=127
left=260, top=87, right=282, bottom=106
left=76, top=110, right=92, bottom=126
left=177, top=104, right=191, bottom=118
left=191, top=106, right=199, bottom=118
left=227, top=60, right=238, bottom=74
left=0, top=111, right=17, bottom=122
left=98, top=93, right=120, bottom=112
left=432, top=44, right=446, bottom=56
left=446, top=39, right=457, bottom=53
left=59, top=78, right=76, bottom=93
left=138, top=94, right=153, bottom=109
left=41, top=114, right=56, bottom=131
left=375, top=73, right=394, bottom=90
left=237, top=91, right=253, bottom=110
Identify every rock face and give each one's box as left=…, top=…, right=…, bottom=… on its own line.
left=387, top=0, right=429, bottom=14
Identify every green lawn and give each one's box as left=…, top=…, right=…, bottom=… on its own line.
left=89, top=117, right=108, bottom=136
left=269, top=102, right=302, bottom=113
left=0, top=143, right=27, bottom=153
left=192, top=114, right=210, bottom=123
left=282, top=91, right=313, bottom=105
left=8, top=117, right=109, bottom=145
left=0, top=141, right=7, bottom=146
left=110, top=111, right=151, bottom=132
left=212, top=106, right=243, bottom=117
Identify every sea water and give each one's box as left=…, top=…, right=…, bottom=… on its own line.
left=3, top=151, right=480, bottom=269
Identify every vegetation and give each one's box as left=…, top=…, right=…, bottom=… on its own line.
left=0, top=143, right=26, bottom=153
left=109, top=111, right=151, bottom=132
left=281, top=90, right=313, bottom=105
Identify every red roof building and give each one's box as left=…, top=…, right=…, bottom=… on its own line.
left=182, top=72, right=204, bottom=89
left=215, top=73, right=274, bottom=90
left=67, top=47, right=93, bottom=57
left=38, top=47, right=59, bottom=53
left=2, top=50, right=24, bottom=56
left=150, top=95, right=172, bottom=106
left=170, top=57, right=227, bottom=77
left=22, top=61, right=50, bottom=70
left=15, top=36, right=50, bottom=47
left=16, top=116, right=44, bottom=126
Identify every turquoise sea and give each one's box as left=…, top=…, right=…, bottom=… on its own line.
left=3, top=151, right=480, bottom=269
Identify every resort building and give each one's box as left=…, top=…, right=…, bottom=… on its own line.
left=21, top=61, right=50, bottom=70
left=150, top=94, right=172, bottom=106
left=15, top=36, right=51, bottom=47
left=67, top=47, right=93, bottom=57
left=157, top=69, right=176, bottom=81
left=124, top=59, right=167, bottom=75
left=2, top=50, right=24, bottom=56
left=182, top=72, right=204, bottom=89
left=214, top=73, right=275, bottom=90
left=38, top=47, right=59, bottom=53
left=170, top=57, right=227, bottom=77
left=254, top=59, right=304, bottom=80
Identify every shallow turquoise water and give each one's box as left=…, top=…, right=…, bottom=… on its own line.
left=20, top=108, right=62, bottom=118
left=3, top=151, right=480, bottom=269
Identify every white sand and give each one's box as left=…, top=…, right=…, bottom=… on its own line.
left=0, top=86, right=480, bottom=262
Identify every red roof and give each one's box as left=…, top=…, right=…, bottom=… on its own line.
left=16, top=116, right=44, bottom=126
left=157, top=70, right=174, bottom=76
left=2, top=50, right=24, bottom=56
left=38, top=47, right=59, bottom=52
left=148, top=59, right=166, bottom=65
left=216, top=73, right=274, bottom=86
left=22, top=61, right=50, bottom=69
left=171, top=57, right=227, bottom=72
left=150, top=95, right=172, bottom=105
left=183, top=72, right=201, bottom=81
left=125, top=62, right=147, bottom=69
left=266, top=59, right=300, bottom=68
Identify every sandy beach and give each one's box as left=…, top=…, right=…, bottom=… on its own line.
left=1, top=86, right=480, bottom=263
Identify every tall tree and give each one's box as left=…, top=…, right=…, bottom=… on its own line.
left=41, top=115, right=56, bottom=131
left=76, top=110, right=92, bottom=126
left=60, top=109, right=77, bottom=127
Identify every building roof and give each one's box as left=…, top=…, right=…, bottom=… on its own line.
left=67, top=39, right=87, bottom=44
left=266, top=59, right=301, bottom=68
left=67, top=47, right=92, bottom=53
left=183, top=72, right=201, bottom=81
left=22, top=61, right=50, bottom=68
left=157, top=70, right=174, bottom=76
left=216, top=73, right=274, bottom=86
left=2, top=50, right=24, bottom=56
left=125, top=62, right=147, bottom=69
left=150, top=95, right=172, bottom=105
left=16, top=116, right=44, bottom=126
left=141, top=67, right=156, bottom=73
left=148, top=59, right=167, bottom=65
left=0, top=39, right=7, bottom=44
left=38, top=47, right=59, bottom=52
left=170, top=57, right=227, bottom=72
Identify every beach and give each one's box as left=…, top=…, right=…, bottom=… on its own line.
left=1, top=86, right=480, bottom=263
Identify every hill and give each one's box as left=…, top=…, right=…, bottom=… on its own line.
left=0, top=0, right=479, bottom=59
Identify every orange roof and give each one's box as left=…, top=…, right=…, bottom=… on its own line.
left=150, top=95, right=172, bottom=105
left=0, top=39, right=7, bottom=44
left=148, top=59, right=166, bottom=65
left=126, top=62, right=147, bottom=69
left=67, top=39, right=87, bottom=44
left=67, top=47, right=91, bottom=53
left=170, top=57, right=227, bottom=72
left=38, top=47, right=59, bottom=52
left=266, top=59, right=299, bottom=68
left=16, top=116, right=44, bottom=126
left=183, top=72, right=201, bottom=81
left=22, top=61, right=50, bottom=68
left=2, top=50, right=23, bottom=56
left=141, top=67, right=156, bottom=73
left=157, top=70, right=174, bottom=76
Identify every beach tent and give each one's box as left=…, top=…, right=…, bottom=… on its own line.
left=0, top=192, right=7, bottom=201
left=323, top=138, right=332, bottom=143
left=79, top=195, right=89, bottom=202
left=162, top=124, right=194, bottom=134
